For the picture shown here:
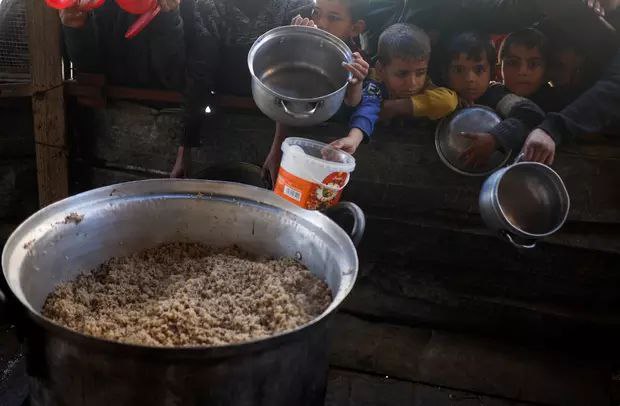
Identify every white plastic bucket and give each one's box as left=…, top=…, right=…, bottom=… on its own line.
left=275, top=137, right=356, bottom=210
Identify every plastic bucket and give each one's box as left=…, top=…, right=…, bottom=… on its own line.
left=275, top=137, right=356, bottom=210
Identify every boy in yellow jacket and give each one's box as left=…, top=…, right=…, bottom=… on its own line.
left=331, top=23, right=458, bottom=153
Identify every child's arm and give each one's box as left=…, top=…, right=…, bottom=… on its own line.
left=481, top=85, right=546, bottom=152
left=262, top=122, right=289, bottom=188
left=330, top=82, right=383, bottom=154
left=381, top=87, right=459, bottom=121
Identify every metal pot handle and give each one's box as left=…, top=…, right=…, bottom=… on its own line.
left=321, top=201, right=365, bottom=247
left=280, top=100, right=320, bottom=119
left=502, top=231, right=536, bottom=249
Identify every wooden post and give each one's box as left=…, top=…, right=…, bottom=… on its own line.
left=26, top=0, right=69, bottom=207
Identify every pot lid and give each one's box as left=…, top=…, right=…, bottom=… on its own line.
left=435, top=106, right=511, bottom=176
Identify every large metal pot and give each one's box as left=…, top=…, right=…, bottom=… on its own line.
left=1, top=180, right=363, bottom=406
left=479, top=155, right=570, bottom=249
left=248, top=26, right=352, bottom=127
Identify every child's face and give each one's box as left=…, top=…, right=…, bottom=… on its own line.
left=447, top=52, right=491, bottom=103
left=376, top=57, right=429, bottom=99
left=501, top=44, right=546, bottom=97
left=312, top=0, right=365, bottom=42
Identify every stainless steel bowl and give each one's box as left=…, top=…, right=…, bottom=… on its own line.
left=435, top=106, right=511, bottom=176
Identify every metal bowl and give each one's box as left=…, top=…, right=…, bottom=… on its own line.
left=435, top=106, right=511, bottom=176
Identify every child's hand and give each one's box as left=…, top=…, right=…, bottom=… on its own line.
left=329, top=129, right=364, bottom=155
left=584, top=0, right=605, bottom=16
left=459, top=132, right=497, bottom=168
left=291, top=14, right=317, bottom=28
left=343, top=53, right=369, bottom=106
left=342, top=52, right=369, bottom=86
left=59, top=7, right=88, bottom=28
left=521, top=129, right=556, bottom=165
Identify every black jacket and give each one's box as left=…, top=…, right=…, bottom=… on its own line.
left=62, top=0, right=187, bottom=90
left=538, top=47, right=620, bottom=144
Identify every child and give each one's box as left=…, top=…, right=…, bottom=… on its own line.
left=262, top=0, right=370, bottom=186
left=330, top=23, right=458, bottom=154
left=499, top=28, right=549, bottom=99
left=442, top=32, right=545, bottom=168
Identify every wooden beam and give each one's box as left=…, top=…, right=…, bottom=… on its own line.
left=0, top=83, right=33, bottom=99
left=26, top=0, right=68, bottom=207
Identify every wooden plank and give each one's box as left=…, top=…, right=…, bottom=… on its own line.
left=326, top=369, right=538, bottom=406
left=0, top=83, right=33, bottom=99
left=34, top=143, right=68, bottom=206
left=27, top=0, right=68, bottom=207
left=329, top=314, right=611, bottom=406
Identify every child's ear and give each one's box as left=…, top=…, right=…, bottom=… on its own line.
left=350, top=20, right=366, bottom=37
left=375, top=60, right=385, bottom=76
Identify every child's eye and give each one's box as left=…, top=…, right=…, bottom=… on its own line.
left=311, top=9, right=320, bottom=19
left=451, top=66, right=464, bottom=74
left=473, top=65, right=487, bottom=75
left=327, top=14, right=342, bottom=22
left=528, top=60, right=544, bottom=69
left=505, top=59, right=520, bottom=68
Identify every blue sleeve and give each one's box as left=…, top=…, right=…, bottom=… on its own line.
left=349, top=81, right=383, bottom=140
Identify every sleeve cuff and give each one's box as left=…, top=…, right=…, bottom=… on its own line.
left=488, top=119, right=525, bottom=152
left=537, top=115, right=564, bottom=145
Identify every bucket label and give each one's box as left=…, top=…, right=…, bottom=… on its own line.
left=275, top=168, right=348, bottom=210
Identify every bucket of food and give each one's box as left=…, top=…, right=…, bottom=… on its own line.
left=1, top=179, right=363, bottom=406
left=275, top=137, right=356, bottom=210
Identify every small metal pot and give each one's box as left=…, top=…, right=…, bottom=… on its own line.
left=1, top=180, right=364, bottom=406
left=479, top=155, right=570, bottom=249
left=248, top=26, right=352, bottom=127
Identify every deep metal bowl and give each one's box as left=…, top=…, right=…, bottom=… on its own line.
left=435, top=106, right=511, bottom=176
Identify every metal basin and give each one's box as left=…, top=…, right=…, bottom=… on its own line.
left=436, top=106, right=511, bottom=176
left=248, top=26, right=352, bottom=127
left=1, top=180, right=361, bottom=405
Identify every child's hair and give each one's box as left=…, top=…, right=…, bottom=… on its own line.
left=498, top=28, right=550, bottom=62
left=377, top=23, right=430, bottom=65
left=441, top=32, right=497, bottom=78
left=338, top=0, right=370, bottom=21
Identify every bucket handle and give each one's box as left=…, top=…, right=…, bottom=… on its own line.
left=322, top=201, right=366, bottom=247
left=280, top=100, right=320, bottom=119
left=502, top=231, right=536, bottom=249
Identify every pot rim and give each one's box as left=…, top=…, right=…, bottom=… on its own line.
left=492, top=162, right=570, bottom=238
left=247, top=25, right=353, bottom=103
left=2, top=179, right=358, bottom=354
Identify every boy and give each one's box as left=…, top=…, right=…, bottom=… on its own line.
left=262, top=0, right=370, bottom=186
left=442, top=32, right=545, bottom=168
left=499, top=28, right=574, bottom=113
left=499, top=28, right=548, bottom=99
left=330, top=23, right=458, bottom=154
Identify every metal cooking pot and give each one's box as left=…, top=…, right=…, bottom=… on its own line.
left=479, top=155, right=570, bottom=249
left=1, top=180, right=364, bottom=406
left=248, top=26, right=352, bottom=127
